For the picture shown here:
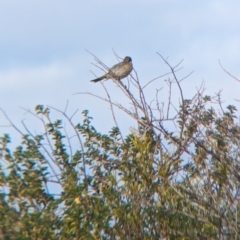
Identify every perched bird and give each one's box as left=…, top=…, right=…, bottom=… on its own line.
left=91, top=56, right=133, bottom=83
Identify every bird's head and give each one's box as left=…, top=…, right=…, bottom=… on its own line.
left=124, top=56, right=132, bottom=62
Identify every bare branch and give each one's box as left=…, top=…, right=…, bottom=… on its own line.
left=219, top=60, right=240, bottom=82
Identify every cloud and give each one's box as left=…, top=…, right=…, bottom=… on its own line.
left=0, top=64, right=63, bottom=89
left=0, top=0, right=240, bottom=139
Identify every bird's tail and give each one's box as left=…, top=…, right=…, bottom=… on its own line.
left=91, top=76, right=105, bottom=83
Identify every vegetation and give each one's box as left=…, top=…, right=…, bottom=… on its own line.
left=1, top=55, right=240, bottom=239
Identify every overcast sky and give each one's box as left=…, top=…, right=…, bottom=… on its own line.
left=1, top=0, right=240, bottom=141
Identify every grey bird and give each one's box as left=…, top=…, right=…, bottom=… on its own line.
left=91, top=56, right=133, bottom=83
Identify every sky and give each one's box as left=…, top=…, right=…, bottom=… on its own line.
left=1, top=0, right=240, bottom=142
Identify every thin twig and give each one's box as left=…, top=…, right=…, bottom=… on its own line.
left=219, top=60, right=240, bottom=82
left=101, top=82, right=124, bottom=142
left=48, top=105, right=87, bottom=179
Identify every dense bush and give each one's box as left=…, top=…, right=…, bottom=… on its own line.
left=1, top=56, right=240, bottom=239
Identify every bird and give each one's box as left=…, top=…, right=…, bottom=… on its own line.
left=91, top=56, right=133, bottom=83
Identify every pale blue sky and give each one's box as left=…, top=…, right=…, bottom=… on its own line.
left=1, top=0, right=240, bottom=138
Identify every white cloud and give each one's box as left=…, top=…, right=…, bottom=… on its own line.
left=0, top=64, right=62, bottom=89
left=0, top=0, right=240, bottom=139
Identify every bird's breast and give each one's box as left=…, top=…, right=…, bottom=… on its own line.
left=110, top=62, right=133, bottom=79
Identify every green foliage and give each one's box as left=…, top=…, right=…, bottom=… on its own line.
left=1, top=94, right=240, bottom=240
